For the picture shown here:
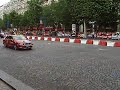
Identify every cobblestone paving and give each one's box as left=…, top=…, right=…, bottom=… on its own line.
left=0, top=39, right=120, bottom=90
left=0, top=79, right=13, bottom=90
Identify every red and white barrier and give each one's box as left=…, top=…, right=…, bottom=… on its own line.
left=47, top=37, right=52, bottom=41
left=114, top=42, right=120, bottom=47
left=86, top=40, right=93, bottom=44
left=74, top=39, right=81, bottom=43
left=98, top=41, right=107, bottom=46
left=27, top=36, right=120, bottom=47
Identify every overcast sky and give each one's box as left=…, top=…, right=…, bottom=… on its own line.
left=0, top=0, right=10, bottom=6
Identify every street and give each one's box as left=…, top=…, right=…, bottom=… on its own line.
left=0, top=39, right=120, bottom=90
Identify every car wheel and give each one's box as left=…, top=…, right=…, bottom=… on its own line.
left=29, top=48, right=32, bottom=50
left=14, top=45, right=17, bottom=50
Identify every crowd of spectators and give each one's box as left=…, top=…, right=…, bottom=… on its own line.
left=1, top=28, right=120, bottom=40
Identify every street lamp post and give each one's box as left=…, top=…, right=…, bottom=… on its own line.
left=117, top=20, right=120, bottom=32
left=89, top=21, right=96, bottom=33
left=83, top=19, right=86, bottom=38
left=54, top=22, right=58, bottom=31
left=80, top=16, right=89, bottom=38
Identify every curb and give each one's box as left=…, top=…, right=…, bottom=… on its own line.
left=0, top=70, right=34, bottom=90
left=0, top=78, right=15, bottom=90
left=27, top=36, right=120, bottom=47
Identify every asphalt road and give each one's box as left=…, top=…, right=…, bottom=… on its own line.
left=0, top=39, right=120, bottom=90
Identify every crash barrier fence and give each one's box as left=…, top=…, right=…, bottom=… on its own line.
left=27, top=36, right=120, bottom=47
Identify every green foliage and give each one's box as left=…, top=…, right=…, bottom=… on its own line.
left=69, top=0, right=120, bottom=31
left=42, top=0, right=72, bottom=28
left=92, top=0, right=119, bottom=24
left=0, top=0, right=120, bottom=31
left=0, top=18, right=3, bottom=28
left=2, top=14, right=10, bottom=29
left=27, top=0, right=43, bottom=26
left=9, top=11, right=21, bottom=27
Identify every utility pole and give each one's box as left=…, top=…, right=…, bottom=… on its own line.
left=83, top=19, right=86, bottom=38
left=89, top=21, right=96, bottom=33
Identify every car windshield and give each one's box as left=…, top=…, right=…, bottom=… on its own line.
left=13, top=35, right=26, bottom=40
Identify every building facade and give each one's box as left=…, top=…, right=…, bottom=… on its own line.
left=0, top=0, right=58, bottom=19
left=0, top=0, right=29, bottom=19
left=0, top=5, right=4, bottom=19
left=3, top=0, right=29, bottom=15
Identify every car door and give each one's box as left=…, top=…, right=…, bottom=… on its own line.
left=3, top=36, right=8, bottom=45
left=7, top=36, right=11, bottom=47
left=8, top=36, right=15, bottom=47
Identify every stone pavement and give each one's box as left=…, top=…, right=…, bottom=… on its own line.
left=0, top=39, right=120, bottom=90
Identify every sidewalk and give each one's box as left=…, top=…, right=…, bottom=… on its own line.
left=0, top=79, right=14, bottom=90
left=0, top=70, right=34, bottom=90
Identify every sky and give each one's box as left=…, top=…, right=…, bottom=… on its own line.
left=0, top=0, right=10, bottom=6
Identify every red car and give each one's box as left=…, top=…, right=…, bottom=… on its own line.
left=3, top=35, right=33, bottom=50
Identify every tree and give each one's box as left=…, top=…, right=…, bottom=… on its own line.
left=9, top=11, right=21, bottom=28
left=2, top=14, right=10, bottom=29
left=1, top=0, right=120, bottom=32
left=0, top=18, right=3, bottom=29
left=27, top=0, right=43, bottom=26
left=69, top=0, right=120, bottom=31
left=20, top=11, right=31, bottom=27
left=92, top=0, right=120, bottom=31
left=42, top=0, right=72, bottom=29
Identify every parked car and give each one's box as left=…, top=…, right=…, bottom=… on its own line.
left=111, top=33, right=120, bottom=40
left=77, top=33, right=85, bottom=38
left=3, top=35, right=33, bottom=50
left=64, top=33, right=71, bottom=37
left=71, top=33, right=76, bottom=37
left=0, top=32, right=10, bottom=38
left=57, top=32, right=64, bottom=37
left=43, top=31, right=50, bottom=36
left=0, top=32, right=4, bottom=38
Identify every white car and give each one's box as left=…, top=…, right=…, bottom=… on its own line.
left=87, top=34, right=93, bottom=38
left=112, top=34, right=120, bottom=40
left=64, top=33, right=71, bottom=37
left=57, top=32, right=64, bottom=37
left=0, top=32, right=5, bottom=38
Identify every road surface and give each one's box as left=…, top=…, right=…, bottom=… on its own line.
left=0, top=39, right=120, bottom=90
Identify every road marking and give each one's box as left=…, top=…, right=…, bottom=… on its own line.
left=48, top=43, right=51, bottom=45
left=98, top=48, right=107, bottom=51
